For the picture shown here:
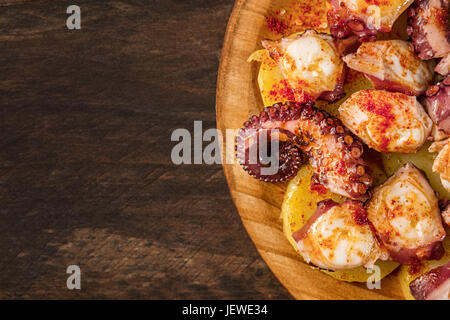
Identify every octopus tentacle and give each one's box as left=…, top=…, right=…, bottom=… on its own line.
left=327, top=0, right=413, bottom=41
left=235, top=101, right=372, bottom=200
left=236, top=130, right=303, bottom=182
left=328, top=12, right=377, bottom=41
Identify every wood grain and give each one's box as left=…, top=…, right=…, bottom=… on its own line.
left=0, top=0, right=292, bottom=299
left=216, top=0, right=404, bottom=300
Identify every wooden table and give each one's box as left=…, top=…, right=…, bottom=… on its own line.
left=0, top=0, right=291, bottom=299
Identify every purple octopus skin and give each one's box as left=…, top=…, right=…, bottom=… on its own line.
left=407, top=0, right=450, bottom=60
left=410, top=262, right=450, bottom=300
left=318, top=68, right=347, bottom=103
left=424, top=76, right=450, bottom=134
left=435, top=53, right=450, bottom=75
left=235, top=101, right=373, bottom=200
left=326, top=0, right=413, bottom=42
left=439, top=199, right=450, bottom=226
left=327, top=0, right=378, bottom=42
left=237, top=131, right=303, bottom=183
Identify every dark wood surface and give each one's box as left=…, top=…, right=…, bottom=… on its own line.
left=0, top=0, right=291, bottom=299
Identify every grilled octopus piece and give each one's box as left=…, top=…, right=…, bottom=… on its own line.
left=436, top=53, right=450, bottom=75
left=366, top=163, right=446, bottom=265
left=343, top=40, right=434, bottom=96
left=235, top=101, right=373, bottom=200
left=407, top=0, right=450, bottom=63
left=439, top=199, right=450, bottom=227
left=236, top=130, right=303, bottom=183
left=292, top=199, right=386, bottom=271
left=339, top=90, right=433, bottom=154
left=410, top=262, right=450, bottom=300
left=262, top=30, right=346, bottom=103
left=327, top=0, right=413, bottom=41
left=431, top=138, right=450, bottom=192
left=424, top=76, right=450, bottom=136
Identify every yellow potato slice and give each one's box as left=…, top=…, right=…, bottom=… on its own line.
left=398, top=235, right=450, bottom=300
left=282, top=165, right=399, bottom=282
left=248, top=49, right=289, bottom=107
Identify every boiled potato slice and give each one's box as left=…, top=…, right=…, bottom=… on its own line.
left=248, top=49, right=289, bottom=107
left=398, top=235, right=450, bottom=300
left=282, top=165, right=399, bottom=282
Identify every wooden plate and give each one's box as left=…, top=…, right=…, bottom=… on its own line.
left=216, top=0, right=404, bottom=299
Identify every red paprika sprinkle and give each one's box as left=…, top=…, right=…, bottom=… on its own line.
left=266, top=17, right=288, bottom=35
left=352, top=207, right=369, bottom=226
left=310, top=183, right=327, bottom=194
left=408, top=261, right=423, bottom=275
